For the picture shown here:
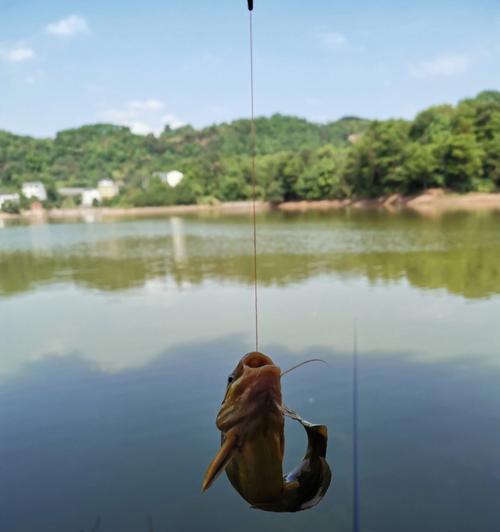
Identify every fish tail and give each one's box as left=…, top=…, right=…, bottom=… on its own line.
left=304, top=424, right=328, bottom=459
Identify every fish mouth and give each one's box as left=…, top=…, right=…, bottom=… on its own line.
left=243, top=352, right=282, bottom=386
left=242, top=352, right=276, bottom=369
left=241, top=352, right=281, bottom=403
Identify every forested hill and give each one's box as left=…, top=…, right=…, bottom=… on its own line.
left=1, top=91, right=500, bottom=208
left=0, top=114, right=367, bottom=190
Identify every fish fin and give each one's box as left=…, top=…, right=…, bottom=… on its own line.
left=201, top=431, right=239, bottom=492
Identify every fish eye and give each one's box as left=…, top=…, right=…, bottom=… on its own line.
left=227, top=375, right=234, bottom=384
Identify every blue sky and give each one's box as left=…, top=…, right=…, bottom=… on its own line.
left=1, top=0, right=499, bottom=137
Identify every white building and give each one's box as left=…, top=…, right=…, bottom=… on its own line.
left=153, top=170, right=184, bottom=188
left=21, top=182, right=47, bottom=202
left=97, top=179, right=119, bottom=200
left=81, top=189, right=102, bottom=207
left=0, top=192, right=20, bottom=209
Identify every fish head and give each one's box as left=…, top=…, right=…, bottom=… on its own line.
left=216, top=351, right=282, bottom=434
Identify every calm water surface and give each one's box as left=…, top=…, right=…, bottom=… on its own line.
left=1, top=210, right=499, bottom=532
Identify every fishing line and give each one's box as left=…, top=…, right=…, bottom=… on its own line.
left=247, top=0, right=259, bottom=352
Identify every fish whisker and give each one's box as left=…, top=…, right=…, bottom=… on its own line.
left=280, top=359, right=328, bottom=378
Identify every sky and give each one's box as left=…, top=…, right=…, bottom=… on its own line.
left=0, top=0, right=499, bottom=138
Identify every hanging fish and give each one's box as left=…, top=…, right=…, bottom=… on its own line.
left=202, top=351, right=332, bottom=512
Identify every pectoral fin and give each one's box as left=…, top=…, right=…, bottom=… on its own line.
left=202, top=431, right=239, bottom=492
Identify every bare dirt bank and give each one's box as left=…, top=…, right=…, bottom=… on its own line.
left=400, top=190, right=500, bottom=216
left=277, top=189, right=500, bottom=216
left=2, top=190, right=500, bottom=222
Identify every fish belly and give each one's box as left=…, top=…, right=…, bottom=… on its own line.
left=226, top=429, right=284, bottom=505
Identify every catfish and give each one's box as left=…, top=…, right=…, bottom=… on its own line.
left=202, top=351, right=331, bottom=512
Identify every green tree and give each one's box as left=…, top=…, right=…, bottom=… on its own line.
left=396, top=142, right=441, bottom=192
left=435, top=133, right=485, bottom=191
left=1, top=200, right=20, bottom=214
left=345, top=120, right=410, bottom=197
left=410, top=105, right=454, bottom=142
left=294, top=145, right=348, bottom=200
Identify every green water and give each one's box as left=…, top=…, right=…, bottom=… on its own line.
left=1, top=210, right=499, bottom=531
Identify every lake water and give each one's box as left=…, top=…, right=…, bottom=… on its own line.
left=1, top=210, right=499, bottom=532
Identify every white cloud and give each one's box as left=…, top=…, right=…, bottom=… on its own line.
left=318, top=31, right=349, bottom=50
left=127, top=122, right=155, bottom=135
left=99, top=99, right=185, bottom=136
left=46, top=15, right=90, bottom=38
left=128, top=99, right=165, bottom=111
left=410, top=53, right=470, bottom=79
left=0, top=46, right=35, bottom=63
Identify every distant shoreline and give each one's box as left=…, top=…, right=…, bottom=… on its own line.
left=2, top=189, right=500, bottom=222
left=277, top=189, right=500, bottom=216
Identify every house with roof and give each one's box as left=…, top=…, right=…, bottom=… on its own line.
left=22, top=182, right=47, bottom=202
left=81, top=189, right=102, bottom=207
left=152, top=170, right=184, bottom=188
left=97, top=179, right=119, bottom=200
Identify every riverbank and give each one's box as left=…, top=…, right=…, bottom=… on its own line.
left=2, top=189, right=500, bottom=222
left=0, top=201, right=271, bottom=222
left=278, top=189, right=500, bottom=216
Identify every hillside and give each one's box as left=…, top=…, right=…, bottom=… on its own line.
left=1, top=91, right=500, bottom=208
left=0, top=115, right=367, bottom=187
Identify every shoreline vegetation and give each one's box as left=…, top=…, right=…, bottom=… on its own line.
left=3, top=189, right=500, bottom=222
left=2, top=90, right=500, bottom=217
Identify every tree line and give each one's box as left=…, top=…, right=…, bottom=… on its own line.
left=1, top=90, right=499, bottom=209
